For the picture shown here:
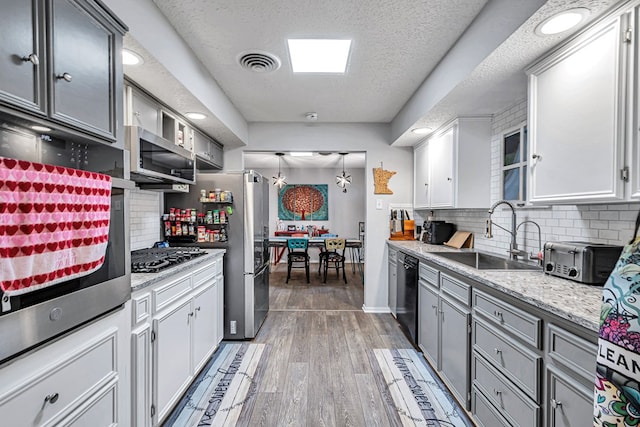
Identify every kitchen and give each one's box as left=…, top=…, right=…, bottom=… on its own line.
left=1, top=0, right=640, bottom=426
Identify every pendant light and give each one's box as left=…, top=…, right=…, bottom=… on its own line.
left=336, top=152, right=351, bottom=193
left=273, top=152, right=287, bottom=189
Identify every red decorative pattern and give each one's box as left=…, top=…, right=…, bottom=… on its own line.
left=0, top=156, right=111, bottom=296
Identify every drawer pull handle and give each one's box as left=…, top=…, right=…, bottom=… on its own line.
left=493, top=310, right=503, bottom=320
left=22, top=53, right=39, bottom=65
left=45, top=393, right=59, bottom=404
left=551, top=399, right=562, bottom=409
left=494, top=348, right=502, bottom=354
left=56, top=72, right=73, bottom=82
left=493, top=388, right=502, bottom=396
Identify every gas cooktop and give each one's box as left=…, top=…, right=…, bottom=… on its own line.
left=131, top=247, right=206, bottom=273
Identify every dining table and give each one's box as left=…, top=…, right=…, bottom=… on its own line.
left=268, top=236, right=364, bottom=283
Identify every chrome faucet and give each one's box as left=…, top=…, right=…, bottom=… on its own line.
left=516, top=220, right=543, bottom=264
left=486, top=200, right=518, bottom=260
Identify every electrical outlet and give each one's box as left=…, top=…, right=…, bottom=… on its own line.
left=376, top=199, right=383, bottom=210
left=230, top=320, right=237, bottom=334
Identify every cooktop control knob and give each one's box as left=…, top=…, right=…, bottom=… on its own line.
left=545, top=262, right=554, bottom=272
left=568, top=267, right=579, bottom=277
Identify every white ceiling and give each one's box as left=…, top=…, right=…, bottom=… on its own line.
left=120, top=0, right=620, bottom=148
left=244, top=152, right=366, bottom=169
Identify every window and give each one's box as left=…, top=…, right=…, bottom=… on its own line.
left=502, top=124, right=528, bottom=202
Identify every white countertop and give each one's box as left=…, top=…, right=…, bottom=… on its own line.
left=131, top=249, right=226, bottom=292
left=388, top=240, right=602, bottom=332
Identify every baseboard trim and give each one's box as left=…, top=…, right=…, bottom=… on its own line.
left=362, top=305, right=392, bottom=314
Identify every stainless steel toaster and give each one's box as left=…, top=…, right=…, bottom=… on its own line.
left=543, top=241, right=623, bottom=285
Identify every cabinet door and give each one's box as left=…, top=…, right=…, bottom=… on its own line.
left=216, top=274, right=224, bottom=345
left=50, top=0, right=116, bottom=140
left=528, top=15, right=626, bottom=204
left=131, top=89, right=159, bottom=133
left=192, top=284, right=218, bottom=373
left=153, top=298, right=193, bottom=424
left=0, top=0, right=44, bottom=115
left=429, top=128, right=454, bottom=208
left=131, top=324, right=152, bottom=427
left=418, top=281, right=439, bottom=369
left=389, top=260, right=397, bottom=317
left=440, top=295, right=470, bottom=409
left=413, top=142, right=429, bottom=208
left=547, top=367, right=593, bottom=427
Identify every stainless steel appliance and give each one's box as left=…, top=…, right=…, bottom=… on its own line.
left=0, top=120, right=131, bottom=364
left=125, top=125, right=196, bottom=185
left=166, top=171, right=269, bottom=339
left=396, top=252, right=418, bottom=345
left=543, top=241, right=623, bottom=284
left=423, top=220, right=456, bottom=244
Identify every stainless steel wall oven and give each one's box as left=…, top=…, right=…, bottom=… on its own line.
left=0, top=119, right=131, bottom=364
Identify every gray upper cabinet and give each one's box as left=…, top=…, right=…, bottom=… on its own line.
left=0, top=0, right=125, bottom=144
left=0, top=0, right=45, bottom=115
left=194, top=129, right=223, bottom=170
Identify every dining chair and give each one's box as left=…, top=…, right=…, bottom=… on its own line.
left=320, top=238, right=347, bottom=284
left=316, top=233, right=338, bottom=276
left=286, top=238, right=310, bottom=283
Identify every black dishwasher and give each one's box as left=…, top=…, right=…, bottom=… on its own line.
left=396, top=252, right=419, bottom=345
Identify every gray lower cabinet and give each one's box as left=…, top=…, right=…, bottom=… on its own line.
left=0, top=0, right=125, bottom=142
left=417, top=262, right=471, bottom=409
left=546, top=367, right=593, bottom=427
left=388, top=247, right=397, bottom=317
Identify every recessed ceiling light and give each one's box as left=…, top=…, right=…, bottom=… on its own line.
left=535, top=8, right=590, bottom=36
left=290, top=152, right=313, bottom=157
left=287, top=39, right=351, bottom=73
left=31, top=125, right=52, bottom=132
left=122, top=49, right=143, bottom=65
left=411, top=127, right=432, bottom=135
left=185, top=112, right=207, bottom=120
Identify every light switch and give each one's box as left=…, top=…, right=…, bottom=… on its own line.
left=376, top=199, right=383, bottom=210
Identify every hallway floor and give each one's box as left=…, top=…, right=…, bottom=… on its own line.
left=164, top=263, right=471, bottom=426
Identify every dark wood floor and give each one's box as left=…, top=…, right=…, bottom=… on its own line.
left=237, top=263, right=414, bottom=427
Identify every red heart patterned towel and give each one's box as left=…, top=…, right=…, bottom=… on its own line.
left=0, top=156, right=111, bottom=296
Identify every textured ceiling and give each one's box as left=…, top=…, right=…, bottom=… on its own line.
left=122, top=0, right=621, bottom=148
left=244, top=152, right=366, bottom=169
left=150, top=0, right=488, bottom=123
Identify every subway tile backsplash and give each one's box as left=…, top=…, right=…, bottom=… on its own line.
left=130, top=188, right=162, bottom=250
left=416, top=99, right=640, bottom=256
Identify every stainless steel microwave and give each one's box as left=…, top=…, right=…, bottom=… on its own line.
left=125, top=126, right=196, bottom=185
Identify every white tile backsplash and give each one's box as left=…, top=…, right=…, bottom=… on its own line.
left=130, top=189, right=162, bottom=250
left=417, top=99, right=640, bottom=256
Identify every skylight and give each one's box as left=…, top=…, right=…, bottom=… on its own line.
left=287, top=39, right=351, bottom=73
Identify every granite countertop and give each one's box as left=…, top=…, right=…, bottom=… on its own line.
left=131, top=249, right=226, bottom=292
left=388, top=240, right=603, bottom=332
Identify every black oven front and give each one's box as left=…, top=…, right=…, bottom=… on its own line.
left=0, top=120, right=132, bottom=364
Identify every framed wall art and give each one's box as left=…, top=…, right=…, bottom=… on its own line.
left=278, top=184, right=328, bottom=220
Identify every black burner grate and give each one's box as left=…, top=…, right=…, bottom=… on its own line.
left=131, top=247, right=205, bottom=273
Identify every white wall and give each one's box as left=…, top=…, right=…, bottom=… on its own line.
left=225, top=122, right=413, bottom=312
left=416, top=100, right=640, bottom=257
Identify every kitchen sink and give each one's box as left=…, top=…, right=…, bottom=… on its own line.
left=433, top=251, right=542, bottom=271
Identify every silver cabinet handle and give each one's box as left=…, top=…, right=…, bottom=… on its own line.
left=494, top=348, right=502, bottom=354
left=45, top=393, right=59, bottom=404
left=551, top=399, right=562, bottom=409
left=22, top=53, right=39, bottom=65
left=56, top=72, right=72, bottom=82
left=493, top=388, right=502, bottom=395
left=447, top=177, right=452, bottom=181
left=195, top=306, right=201, bottom=312
left=532, top=153, right=541, bottom=160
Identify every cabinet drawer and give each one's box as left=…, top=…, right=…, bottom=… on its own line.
left=0, top=331, right=117, bottom=427
left=473, top=319, right=541, bottom=400
left=192, top=261, right=216, bottom=289
left=57, top=380, right=117, bottom=426
left=473, top=354, right=540, bottom=427
left=547, top=323, right=597, bottom=381
left=419, top=262, right=438, bottom=285
left=153, top=274, right=191, bottom=312
left=132, top=292, right=151, bottom=326
left=472, top=386, right=512, bottom=427
left=473, top=289, right=542, bottom=348
left=440, top=273, right=470, bottom=305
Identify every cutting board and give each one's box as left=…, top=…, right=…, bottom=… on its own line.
left=445, top=231, right=473, bottom=249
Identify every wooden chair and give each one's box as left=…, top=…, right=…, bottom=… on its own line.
left=286, top=238, right=310, bottom=283
left=316, top=233, right=338, bottom=276
left=320, top=238, right=347, bottom=284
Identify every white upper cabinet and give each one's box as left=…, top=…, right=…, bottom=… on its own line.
left=527, top=6, right=632, bottom=204
left=413, top=117, right=492, bottom=209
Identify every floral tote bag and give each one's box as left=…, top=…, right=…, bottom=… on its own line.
left=594, top=213, right=640, bottom=426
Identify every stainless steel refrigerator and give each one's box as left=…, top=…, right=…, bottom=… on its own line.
left=166, top=171, right=270, bottom=339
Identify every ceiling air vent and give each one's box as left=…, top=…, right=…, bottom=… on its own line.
left=238, top=51, right=281, bottom=73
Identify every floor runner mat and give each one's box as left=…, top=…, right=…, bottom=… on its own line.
left=369, top=348, right=473, bottom=427
left=163, top=343, right=269, bottom=427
